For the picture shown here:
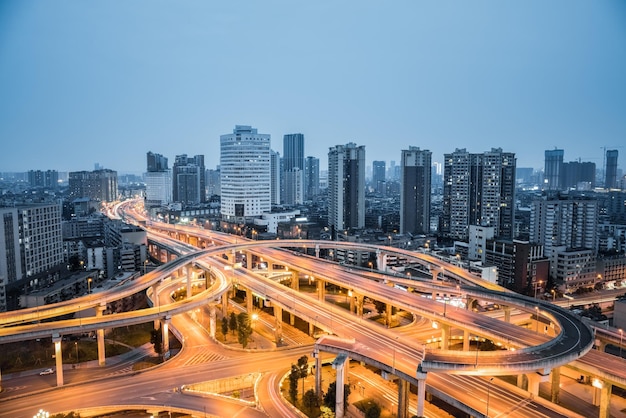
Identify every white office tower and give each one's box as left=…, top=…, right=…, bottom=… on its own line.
left=145, top=171, right=172, bottom=207
left=270, top=150, right=281, bottom=206
left=220, top=125, right=271, bottom=221
left=328, top=142, right=366, bottom=235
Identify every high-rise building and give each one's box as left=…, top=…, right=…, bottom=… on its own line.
left=328, top=143, right=365, bottom=235
left=172, top=154, right=205, bottom=205
left=270, top=151, right=281, bottom=206
left=206, top=168, right=221, bottom=197
left=69, top=169, right=118, bottom=202
left=529, top=196, right=598, bottom=257
left=372, top=161, right=386, bottom=195
left=0, top=203, right=64, bottom=311
left=441, top=148, right=516, bottom=241
left=544, top=149, right=564, bottom=190
left=220, top=125, right=271, bottom=221
left=400, top=147, right=431, bottom=235
left=561, top=161, right=596, bottom=190
left=145, top=152, right=172, bottom=208
left=304, top=156, right=320, bottom=201
left=147, top=151, right=169, bottom=172
left=28, top=170, right=58, bottom=189
left=283, top=134, right=305, bottom=205
left=605, top=149, right=619, bottom=189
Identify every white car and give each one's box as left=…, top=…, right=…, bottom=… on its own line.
left=39, top=368, right=54, bottom=375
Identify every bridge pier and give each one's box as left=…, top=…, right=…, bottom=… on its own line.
left=96, top=303, right=106, bottom=366
left=440, top=324, right=450, bottom=350
left=386, top=303, right=392, bottom=328
left=595, top=340, right=606, bottom=352
left=526, top=372, right=549, bottom=397
left=162, top=315, right=171, bottom=356
left=416, top=365, right=427, bottom=418
left=185, top=265, right=192, bottom=298
left=53, top=333, right=64, bottom=387
left=463, top=330, right=470, bottom=351
left=313, top=348, right=321, bottom=398
left=503, top=306, right=511, bottom=323
left=332, top=354, right=348, bottom=418
left=550, top=367, right=560, bottom=404
left=397, top=378, right=410, bottom=418
left=209, top=305, right=216, bottom=338
left=599, top=380, right=612, bottom=418
left=152, top=283, right=161, bottom=329
left=246, top=286, right=253, bottom=314
left=317, top=279, right=326, bottom=301
left=274, top=305, right=283, bottom=343
left=355, top=294, right=364, bottom=317
left=221, top=292, right=228, bottom=318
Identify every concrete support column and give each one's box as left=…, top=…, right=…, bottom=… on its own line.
left=349, top=291, right=355, bottom=313
left=96, top=303, right=106, bottom=366
left=291, top=271, right=299, bottom=290
left=332, top=354, right=348, bottom=418
left=599, top=381, right=613, bottom=418
left=151, top=283, right=161, bottom=329
left=355, top=294, right=364, bottom=317
left=162, top=316, right=171, bottom=356
left=503, top=306, right=511, bottom=323
left=246, top=287, right=253, bottom=314
left=314, top=348, right=322, bottom=398
left=274, top=306, right=283, bottom=343
left=386, top=303, right=393, bottom=328
left=526, top=373, right=548, bottom=397
left=595, top=340, right=606, bottom=352
left=441, top=324, right=450, bottom=350
left=209, top=305, right=216, bottom=338
left=315, top=244, right=320, bottom=258
left=245, top=251, right=253, bottom=269
left=221, top=292, right=228, bottom=317
left=185, top=265, right=192, bottom=298
left=463, top=330, right=470, bottom=351
left=317, top=279, right=326, bottom=302
left=550, top=367, right=560, bottom=404
left=397, top=378, right=410, bottom=418
left=52, top=333, right=64, bottom=387
left=517, top=374, right=526, bottom=390
left=416, top=366, right=427, bottom=418
left=309, top=321, right=315, bottom=337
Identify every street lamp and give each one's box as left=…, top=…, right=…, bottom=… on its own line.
left=486, top=377, right=494, bottom=418
left=75, top=341, right=79, bottom=364
left=87, top=277, right=92, bottom=294
left=619, top=329, right=623, bottom=358
left=535, top=306, right=540, bottom=333
left=551, top=289, right=556, bottom=302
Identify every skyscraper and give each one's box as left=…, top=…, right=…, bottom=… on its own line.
left=220, top=125, right=271, bottom=221
left=328, top=143, right=365, bottom=235
left=441, top=148, right=516, bottom=241
left=605, top=149, right=619, bottom=189
left=283, top=133, right=305, bottom=205
left=69, top=169, right=118, bottom=202
left=172, top=154, right=205, bottom=205
left=400, top=147, right=431, bottom=235
left=544, top=149, right=564, bottom=190
left=145, top=151, right=172, bottom=207
left=304, top=156, right=320, bottom=200
left=270, top=150, right=281, bottom=206
left=372, top=160, right=386, bottom=195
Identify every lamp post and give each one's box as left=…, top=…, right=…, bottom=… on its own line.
left=74, top=341, right=79, bottom=364
left=620, top=329, right=623, bottom=358
left=443, top=296, right=448, bottom=317
left=535, top=306, right=539, bottom=333
left=486, top=377, right=494, bottom=418
left=551, top=289, right=556, bottom=302
left=87, top=277, right=92, bottom=294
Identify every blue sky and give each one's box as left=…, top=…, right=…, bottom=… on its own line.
left=1, top=1, right=625, bottom=174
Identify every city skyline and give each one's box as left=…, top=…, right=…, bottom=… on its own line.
left=1, top=2, right=625, bottom=173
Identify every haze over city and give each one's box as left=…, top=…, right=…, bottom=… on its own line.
left=1, top=1, right=625, bottom=173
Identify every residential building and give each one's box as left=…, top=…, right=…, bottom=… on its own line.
left=283, top=133, right=305, bottom=205
left=400, top=147, right=431, bottom=235
left=373, top=160, right=386, bottom=195
left=270, top=151, right=281, bottom=206
left=328, top=142, right=366, bottom=235
left=69, top=169, right=118, bottom=202
left=304, top=156, right=320, bottom=201
left=172, top=154, right=205, bottom=205
left=544, top=149, right=564, bottom=191
left=605, top=149, right=619, bottom=189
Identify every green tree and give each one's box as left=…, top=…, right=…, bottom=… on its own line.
left=229, top=312, right=238, bottom=335
left=237, top=312, right=253, bottom=348
left=323, top=382, right=351, bottom=412
left=364, top=402, right=381, bottom=418
left=288, top=364, right=299, bottom=402
left=297, top=355, right=309, bottom=396
left=303, top=389, right=319, bottom=412
left=221, top=317, right=229, bottom=340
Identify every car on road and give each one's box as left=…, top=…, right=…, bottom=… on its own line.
left=39, top=368, right=54, bottom=375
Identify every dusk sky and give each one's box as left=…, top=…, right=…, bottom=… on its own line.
left=1, top=1, right=625, bottom=174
